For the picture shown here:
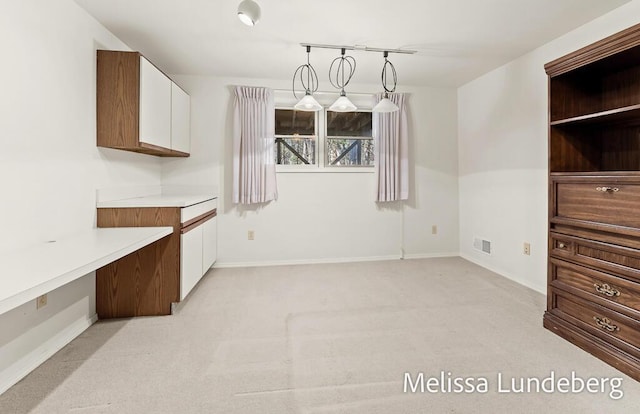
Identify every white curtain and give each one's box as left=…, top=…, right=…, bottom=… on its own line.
left=373, top=93, right=409, bottom=202
left=232, top=86, right=278, bottom=204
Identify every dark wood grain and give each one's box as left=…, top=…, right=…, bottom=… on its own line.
left=550, top=232, right=640, bottom=282
left=549, top=74, right=601, bottom=122
left=549, top=126, right=600, bottom=172
left=550, top=259, right=640, bottom=319
left=545, top=23, right=640, bottom=77
left=553, top=224, right=640, bottom=251
left=543, top=312, right=640, bottom=381
left=601, top=127, right=640, bottom=171
left=545, top=23, right=640, bottom=382
left=97, top=207, right=181, bottom=318
left=552, top=289, right=640, bottom=358
left=556, top=182, right=640, bottom=228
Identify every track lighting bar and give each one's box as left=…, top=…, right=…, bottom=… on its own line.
left=300, top=43, right=417, bottom=55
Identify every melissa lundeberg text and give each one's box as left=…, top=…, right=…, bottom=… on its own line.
left=403, top=371, right=623, bottom=400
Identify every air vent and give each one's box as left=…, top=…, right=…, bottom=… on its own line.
left=473, top=237, right=491, bottom=255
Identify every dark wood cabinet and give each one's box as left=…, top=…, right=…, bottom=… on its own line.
left=544, top=23, right=640, bottom=381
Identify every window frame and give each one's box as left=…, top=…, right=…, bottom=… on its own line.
left=274, top=106, right=319, bottom=170
left=274, top=103, right=375, bottom=174
left=324, top=109, right=374, bottom=169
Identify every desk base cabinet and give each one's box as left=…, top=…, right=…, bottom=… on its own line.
left=97, top=200, right=217, bottom=318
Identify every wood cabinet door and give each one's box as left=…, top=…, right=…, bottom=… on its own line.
left=139, top=56, right=171, bottom=150
left=171, top=83, right=190, bottom=154
left=180, top=225, right=203, bottom=301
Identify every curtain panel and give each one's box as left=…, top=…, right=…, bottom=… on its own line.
left=232, top=86, right=278, bottom=204
left=373, top=93, right=409, bottom=202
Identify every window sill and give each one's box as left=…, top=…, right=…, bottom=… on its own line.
left=276, top=166, right=375, bottom=174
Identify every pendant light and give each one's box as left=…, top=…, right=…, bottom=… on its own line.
left=292, top=46, right=322, bottom=112
left=373, top=51, right=399, bottom=113
left=329, top=48, right=357, bottom=112
left=237, top=0, right=261, bottom=26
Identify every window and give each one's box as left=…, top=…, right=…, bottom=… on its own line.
left=326, top=111, right=373, bottom=167
left=275, top=108, right=373, bottom=170
left=275, top=109, right=316, bottom=165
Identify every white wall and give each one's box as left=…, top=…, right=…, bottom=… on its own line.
left=457, top=1, right=640, bottom=294
left=0, top=0, right=161, bottom=393
left=163, top=76, right=459, bottom=266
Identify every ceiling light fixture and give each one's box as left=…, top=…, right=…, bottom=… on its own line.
left=237, top=0, right=261, bottom=26
left=292, top=46, right=321, bottom=112
left=372, top=51, right=399, bottom=113
left=328, top=48, right=357, bottom=112
left=291, top=44, right=415, bottom=112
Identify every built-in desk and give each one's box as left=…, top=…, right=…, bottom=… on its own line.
left=0, top=227, right=173, bottom=316
left=96, top=194, right=217, bottom=318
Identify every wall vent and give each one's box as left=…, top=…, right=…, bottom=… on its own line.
left=473, top=237, right=491, bottom=255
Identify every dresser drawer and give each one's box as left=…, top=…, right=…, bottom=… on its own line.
left=550, top=232, right=640, bottom=283
left=553, top=289, right=640, bottom=357
left=551, top=259, right=640, bottom=319
left=555, top=182, right=640, bottom=229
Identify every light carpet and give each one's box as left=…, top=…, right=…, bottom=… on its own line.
left=1, top=258, right=639, bottom=413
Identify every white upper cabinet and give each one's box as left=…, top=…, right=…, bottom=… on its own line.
left=171, top=83, right=191, bottom=154
left=97, top=50, right=190, bottom=157
left=139, top=56, right=172, bottom=150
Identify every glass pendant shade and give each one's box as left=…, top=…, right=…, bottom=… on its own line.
left=329, top=95, right=357, bottom=112
left=237, top=0, right=261, bottom=26
left=294, top=93, right=322, bottom=112
left=373, top=97, right=399, bottom=113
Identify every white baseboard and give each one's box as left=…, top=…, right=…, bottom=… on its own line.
left=214, top=255, right=402, bottom=268
left=402, top=252, right=459, bottom=259
left=459, top=253, right=545, bottom=295
left=0, top=314, right=98, bottom=395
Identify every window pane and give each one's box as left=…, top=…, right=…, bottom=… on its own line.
left=326, top=111, right=372, bottom=137
left=275, top=109, right=315, bottom=135
left=275, top=137, right=316, bottom=165
left=327, top=138, right=374, bottom=166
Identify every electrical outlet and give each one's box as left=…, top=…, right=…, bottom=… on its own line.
left=431, top=225, right=438, bottom=235
left=248, top=230, right=255, bottom=241
left=523, top=242, right=531, bottom=256
left=36, top=294, right=48, bottom=309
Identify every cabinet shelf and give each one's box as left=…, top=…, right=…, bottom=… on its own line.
left=550, top=171, right=640, bottom=177
left=550, top=104, right=640, bottom=126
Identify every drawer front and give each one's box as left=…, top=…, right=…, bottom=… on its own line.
left=181, top=198, right=217, bottom=224
left=551, top=259, right=640, bottom=318
left=554, top=290, right=640, bottom=354
left=550, top=232, right=640, bottom=282
left=556, top=182, right=640, bottom=228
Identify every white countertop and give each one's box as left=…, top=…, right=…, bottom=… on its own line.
left=97, top=194, right=216, bottom=208
left=0, top=227, right=173, bottom=316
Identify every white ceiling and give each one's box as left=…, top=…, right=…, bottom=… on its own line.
left=74, top=0, right=630, bottom=87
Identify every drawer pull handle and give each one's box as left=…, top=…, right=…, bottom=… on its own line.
left=596, top=186, right=619, bottom=193
left=593, top=316, right=619, bottom=332
left=557, top=242, right=567, bottom=249
left=594, top=283, right=621, bottom=297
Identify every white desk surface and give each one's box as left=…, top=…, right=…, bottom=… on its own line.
left=0, top=227, right=173, bottom=316
left=97, top=194, right=216, bottom=208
